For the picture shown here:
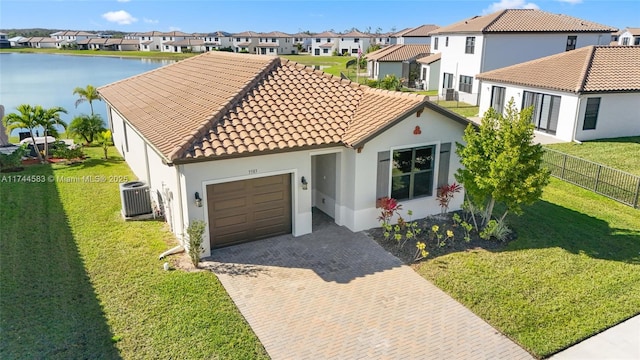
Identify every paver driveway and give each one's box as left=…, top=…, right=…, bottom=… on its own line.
left=203, top=219, right=532, bottom=359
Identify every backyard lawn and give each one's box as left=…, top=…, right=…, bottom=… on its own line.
left=0, top=147, right=267, bottom=359
left=546, top=136, right=640, bottom=176
left=431, top=100, right=480, bottom=118
left=416, top=178, right=640, bottom=358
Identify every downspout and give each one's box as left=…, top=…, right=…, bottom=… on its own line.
left=571, top=96, right=583, bottom=143
left=175, top=164, right=186, bottom=246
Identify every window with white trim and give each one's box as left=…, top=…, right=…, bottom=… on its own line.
left=391, top=146, right=436, bottom=200
left=459, top=75, right=473, bottom=93
left=465, top=37, right=475, bottom=54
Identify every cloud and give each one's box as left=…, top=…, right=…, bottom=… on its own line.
left=556, top=0, right=582, bottom=4
left=482, top=0, right=539, bottom=14
left=143, top=18, right=159, bottom=24
left=168, top=26, right=181, bottom=31
left=102, top=10, right=138, bottom=25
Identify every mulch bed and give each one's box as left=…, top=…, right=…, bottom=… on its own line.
left=366, top=211, right=515, bottom=264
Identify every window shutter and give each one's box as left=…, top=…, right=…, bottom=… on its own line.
left=376, top=151, right=390, bottom=199
left=437, top=143, right=451, bottom=188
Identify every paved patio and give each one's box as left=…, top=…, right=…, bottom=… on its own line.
left=202, top=214, right=532, bottom=359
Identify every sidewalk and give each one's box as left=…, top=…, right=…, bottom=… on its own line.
left=550, top=315, right=640, bottom=359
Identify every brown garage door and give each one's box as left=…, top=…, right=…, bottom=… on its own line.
left=207, top=174, right=292, bottom=249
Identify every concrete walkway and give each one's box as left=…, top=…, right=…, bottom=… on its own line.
left=203, top=220, right=532, bottom=359
left=550, top=315, right=640, bottom=359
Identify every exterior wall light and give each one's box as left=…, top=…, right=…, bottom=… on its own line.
left=194, top=192, right=202, bottom=207
left=301, top=176, right=308, bottom=190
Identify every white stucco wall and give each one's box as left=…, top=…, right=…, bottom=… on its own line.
left=343, top=110, right=467, bottom=232
left=482, top=33, right=610, bottom=72
left=575, top=93, right=640, bottom=141
left=477, top=81, right=580, bottom=141
left=339, top=38, right=370, bottom=55
left=402, top=37, right=431, bottom=45
left=437, top=34, right=484, bottom=104
left=419, top=60, right=440, bottom=90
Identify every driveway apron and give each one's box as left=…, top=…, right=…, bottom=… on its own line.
left=203, top=221, right=532, bottom=359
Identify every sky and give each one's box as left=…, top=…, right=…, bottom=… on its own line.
left=0, top=0, right=637, bottom=34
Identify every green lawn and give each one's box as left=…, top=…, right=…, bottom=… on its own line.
left=282, top=54, right=360, bottom=78
left=431, top=100, right=480, bottom=118
left=0, top=147, right=267, bottom=359
left=416, top=178, right=640, bottom=358
left=0, top=47, right=195, bottom=60
left=546, top=136, right=640, bottom=176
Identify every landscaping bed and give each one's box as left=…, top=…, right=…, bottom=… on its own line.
left=367, top=211, right=513, bottom=264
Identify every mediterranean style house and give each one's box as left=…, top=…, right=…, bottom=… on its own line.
left=366, top=44, right=432, bottom=86
left=429, top=9, right=617, bottom=105
left=311, top=31, right=340, bottom=56
left=98, top=52, right=470, bottom=256
left=476, top=46, right=640, bottom=142
left=618, top=28, right=640, bottom=46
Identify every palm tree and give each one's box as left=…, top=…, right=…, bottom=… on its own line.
left=73, top=84, right=102, bottom=115
left=2, top=104, right=45, bottom=163
left=36, top=105, right=68, bottom=161
left=68, top=114, right=106, bottom=145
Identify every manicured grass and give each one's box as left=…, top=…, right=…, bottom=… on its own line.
left=546, top=136, right=640, bottom=176
left=416, top=178, right=640, bottom=358
left=431, top=100, right=479, bottom=118
left=0, top=147, right=267, bottom=359
left=282, top=54, right=359, bottom=77
left=413, top=90, right=438, bottom=96
left=0, top=48, right=195, bottom=60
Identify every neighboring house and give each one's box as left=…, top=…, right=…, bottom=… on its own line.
left=430, top=9, right=617, bottom=105
left=291, top=32, right=313, bottom=53
left=618, top=28, right=640, bottom=46
left=611, top=29, right=623, bottom=45
left=163, top=38, right=207, bottom=53
left=372, top=32, right=393, bottom=47
left=22, top=37, right=61, bottom=48
left=366, top=44, right=431, bottom=86
left=0, top=33, right=10, bottom=48
left=98, top=51, right=470, bottom=257
left=50, top=30, right=99, bottom=47
left=232, top=31, right=259, bottom=53
left=256, top=31, right=296, bottom=55
left=138, top=31, right=164, bottom=51
left=202, top=31, right=233, bottom=51
left=392, top=24, right=439, bottom=45
left=160, top=31, right=198, bottom=52
left=477, top=46, right=640, bottom=142
left=311, top=31, right=340, bottom=56
left=339, top=30, right=372, bottom=56
left=77, top=38, right=140, bottom=51
left=417, top=53, right=441, bottom=91
left=8, top=36, right=25, bottom=47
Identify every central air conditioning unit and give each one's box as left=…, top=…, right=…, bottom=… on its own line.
left=119, top=181, right=153, bottom=218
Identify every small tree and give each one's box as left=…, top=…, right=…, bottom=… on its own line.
left=187, top=220, right=206, bottom=267
left=3, top=104, right=44, bottom=163
left=73, top=84, right=102, bottom=115
left=68, top=114, right=106, bottom=145
left=36, top=105, right=68, bottom=161
left=98, top=129, right=112, bottom=159
left=455, top=98, right=549, bottom=226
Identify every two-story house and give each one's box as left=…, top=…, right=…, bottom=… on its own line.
left=291, top=32, right=313, bottom=53
left=202, top=31, right=233, bottom=51
left=256, top=31, right=296, bottom=55
left=50, top=30, right=99, bottom=48
left=339, top=30, right=372, bottom=56
left=372, top=32, right=393, bottom=47
left=159, top=31, right=197, bottom=52
left=618, top=28, right=640, bottom=46
left=232, top=31, right=259, bottom=53
left=311, top=31, right=340, bottom=56
left=430, top=9, right=616, bottom=105
left=391, top=24, right=439, bottom=45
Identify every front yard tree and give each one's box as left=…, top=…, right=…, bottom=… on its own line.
left=455, top=98, right=549, bottom=225
left=68, top=114, right=106, bottom=145
left=3, top=104, right=45, bottom=163
left=73, top=84, right=102, bottom=115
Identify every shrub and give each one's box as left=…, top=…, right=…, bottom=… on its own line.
left=479, top=219, right=512, bottom=242
left=52, top=143, right=84, bottom=164
left=187, top=220, right=206, bottom=266
left=0, top=144, right=27, bottom=172
left=436, top=182, right=462, bottom=214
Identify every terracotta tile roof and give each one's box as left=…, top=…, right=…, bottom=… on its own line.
left=257, top=43, right=280, bottom=48
left=476, top=46, right=640, bottom=93
left=626, top=28, right=640, bottom=36
left=314, top=31, right=340, bottom=38
left=341, top=30, right=373, bottom=38
left=432, top=9, right=616, bottom=34
left=394, top=24, right=439, bottom=37
left=260, top=31, right=292, bottom=38
left=291, top=32, right=312, bottom=38
left=416, top=52, right=441, bottom=64
left=366, top=44, right=431, bottom=62
left=233, top=31, right=259, bottom=37
left=98, top=52, right=449, bottom=163
left=26, top=37, right=60, bottom=43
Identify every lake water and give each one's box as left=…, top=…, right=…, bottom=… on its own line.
left=0, top=53, right=171, bottom=136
